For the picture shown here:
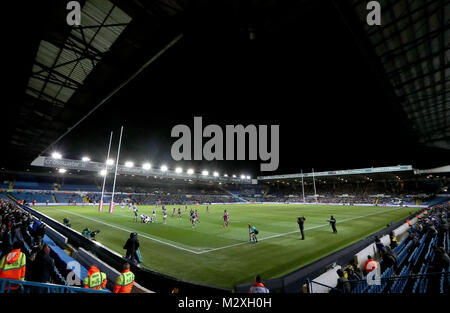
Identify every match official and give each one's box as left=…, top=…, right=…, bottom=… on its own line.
left=297, top=217, right=306, bottom=240
left=328, top=215, right=337, bottom=233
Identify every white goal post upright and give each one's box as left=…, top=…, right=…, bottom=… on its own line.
left=312, top=168, right=318, bottom=204
left=99, top=131, right=113, bottom=212
left=301, top=169, right=305, bottom=203
left=109, top=126, right=123, bottom=214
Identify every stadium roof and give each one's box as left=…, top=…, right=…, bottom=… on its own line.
left=30, top=155, right=254, bottom=184
left=5, top=0, right=186, bottom=169
left=344, top=0, right=449, bottom=149
left=4, top=0, right=449, bottom=174
left=26, top=2, right=132, bottom=104
left=258, top=165, right=448, bottom=186
left=258, top=165, right=414, bottom=180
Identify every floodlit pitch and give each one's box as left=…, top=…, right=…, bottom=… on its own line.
left=35, top=203, right=415, bottom=288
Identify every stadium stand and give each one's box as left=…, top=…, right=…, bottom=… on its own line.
left=1, top=170, right=447, bottom=207
left=0, top=198, right=110, bottom=293
left=304, top=202, right=449, bottom=294
left=53, top=193, right=84, bottom=204
left=0, top=191, right=53, bottom=204
left=257, top=178, right=448, bottom=205
left=60, top=184, right=99, bottom=192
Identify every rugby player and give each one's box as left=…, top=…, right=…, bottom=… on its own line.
left=133, top=205, right=139, bottom=222
left=163, top=208, right=167, bottom=224
left=222, top=210, right=229, bottom=230
left=248, top=223, right=259, bottom=243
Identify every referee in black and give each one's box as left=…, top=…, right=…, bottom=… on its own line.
left=297, top=217, right=306, bottom=240
left=328, top=215, right=337, bottom=233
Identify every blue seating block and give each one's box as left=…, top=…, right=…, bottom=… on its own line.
left=43, top=235, right=88, bottom=284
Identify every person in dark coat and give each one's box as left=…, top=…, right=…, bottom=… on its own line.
left=0, top=224, right=12, bottom=257
left=381, top=246, right=397, bottom=271
left=431, top=246, right=450, bottom=272
left=20, top=215, right=33, bottom=247
left=375, top=237, right=386, bottom=255
left=429, top=246, right=450, bottom=292
left=32, top=244, right=57, bottom=283
left=26, top=237, right=43, bottom=281
left=297, top=217, right=306, bottom=240
left=335, top=269, right=351, bottom=293
left=328, top=216, right=337, bottom=233
left=123, top=232, right=140, bottom=264
left=31, top=223, right=46, bottom=242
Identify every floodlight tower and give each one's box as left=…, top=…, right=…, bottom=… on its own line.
left=99, top=132, right=113, bottom=212
left=109, top=126, right=123, bottom=214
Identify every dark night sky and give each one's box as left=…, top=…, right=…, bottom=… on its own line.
left=17, top=1, right=450, bottom=177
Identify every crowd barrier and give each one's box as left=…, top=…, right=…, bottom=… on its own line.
left=354, top=234, right=390, bottom=268
left=308, top=265, right=342, bottom=293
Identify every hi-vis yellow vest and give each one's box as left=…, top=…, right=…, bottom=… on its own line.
left=84, top=271, right=107, bottom=289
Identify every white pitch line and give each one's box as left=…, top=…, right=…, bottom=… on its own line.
left=198, top=206, right=407, bottom=254
left=50, top=207, right=203, bottom=255
left=43, top=205, right=408, bottom=255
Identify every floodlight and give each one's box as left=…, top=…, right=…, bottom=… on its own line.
left=125, top=161, right=134, bottom=168
left=232, top=175, right=236, bottom=178
left=161, top=165, right=168, bottom=172
left=58, top=168, right=67, bottom=174
left=224, top=174, right=228, bottom=177
left=100, top=169, right=107, bottom=176
left=187, top=169, right=194, bottom=175
left=106, top=159, right=114, bottom=165
left=175, top=167, right=183, bottom=173
left=202, top=170, right=209, bottom=176
left=213, top=172, right=219, bottom=177
left=142, top=163, right=151, bottom=170
left=81, top=156, right=90, bottom=162
left=246, top=175, right=251, bottom=179
left=52, top=152, right=62, bottom=159
left=240, top=175, right=246, bottom=179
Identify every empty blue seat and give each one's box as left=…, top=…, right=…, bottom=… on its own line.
left=390, top=266, right=410, bottom=293
left=351, top=280, right=368, bottom=293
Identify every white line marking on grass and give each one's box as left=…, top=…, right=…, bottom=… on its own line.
left=41, top=205, right=409, bottom=255
left=49, top=207, right=203, bottom=255
left=198, top=206, right=408, bottom=254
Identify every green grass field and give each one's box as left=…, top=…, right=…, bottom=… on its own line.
left=34, top=203, right=415, bottom=289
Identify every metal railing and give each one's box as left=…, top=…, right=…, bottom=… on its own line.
left=0, top=278, right=109, bottom=294
left=305, top=278, right=339, bottom=293
left=348, top=270, right=448, bottom=294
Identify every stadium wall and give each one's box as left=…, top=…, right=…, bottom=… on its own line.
left=307, top=265, right=342, bottom=293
